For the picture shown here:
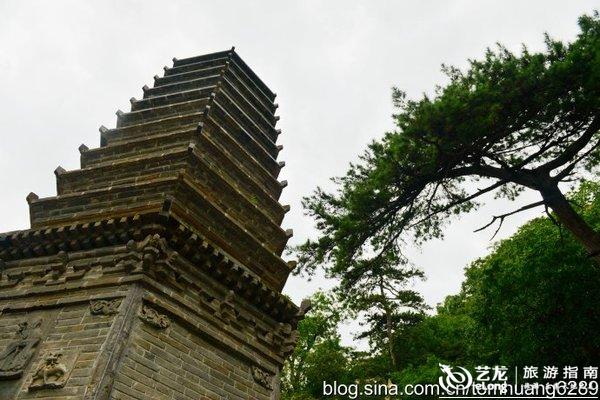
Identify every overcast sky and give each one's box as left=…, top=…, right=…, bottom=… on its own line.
left=0, top=1, right=597, bottom=347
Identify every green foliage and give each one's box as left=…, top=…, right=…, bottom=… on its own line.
left=394, top=312, right=473, bottom=369
left=391, top=356, right=445, bottom=399
left=394, top=181, right=600, bottom=370
left=285, top=13, right=600, bottom=399
left=335, top=253, right=428, bottom=368
left=283, top=182, right=600, bottom=399
left=281, top=291, right=353, bottom=400
left=456, top=182, right=600, bottom=366
left=297, top=11, right=600, bottom=278
left=301, top=340, right=352, bottom=398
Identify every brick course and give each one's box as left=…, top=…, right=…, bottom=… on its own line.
left=0, top=49, right=303, bottom=400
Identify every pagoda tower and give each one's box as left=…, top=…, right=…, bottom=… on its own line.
left=0, top=48, right=305, bottom=400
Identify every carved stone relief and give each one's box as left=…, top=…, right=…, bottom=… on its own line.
left=0, top=319, right=42, bottom=379
left=30, top=251, right=92, bottom=287
left=116, top=234, right=181, bottom=286
left=255, top=298, right=311, bottom=358
left=278, top=298, right=311, bottom=357
left=276, top=323, right=298, bottom=357
left=297, top=298, right=312, bottom=321
left=211, top=290, right=239, bottom=324
left=251, top=365, right=274, bottom=390
left=138, top=305, right=170, bottom=329
left=90, top=299, right=122, bottom=315
left=28, top=351, right=76, bottom=391
left=0, top=258, right=24, bottom=289
left=115, top=240, right=142, bottom=273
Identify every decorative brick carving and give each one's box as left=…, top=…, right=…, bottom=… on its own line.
left=31, top=251, right=92, bottom=287
left=251, top=366, right=274, bottom=390
left=30, top=251, right=69, bottom=286
left=0, top=319, right=42, bottom=379
left=297, top=298, right=312, bottom=319
left=211, top=290, right=238, bottom=323
left=116, top=234, right=180, bottom=282
left=116, top=240, right=142, bottom=273
left=140, top=234, right=176, bottom=275
left=52, top=251, right=69, bottom=277
left=90, top=299, right=122, bottom=315
left=270, top=299, right=311, bottom=357
left=138, top=305, right=170, bottom=329
left=0, top=50, right=303, bottom=399
left=276, top=323, right=297, bottom=357
left=28, top=352, right=76, bottom=391
left=0, top=265, right=23, bottom=289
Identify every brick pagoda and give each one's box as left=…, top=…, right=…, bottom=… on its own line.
left=0, top=48, right=306, bottom=400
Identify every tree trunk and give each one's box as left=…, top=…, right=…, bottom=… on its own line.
left=385, top=309, right=397, bottom=370
left=379, top=279, right=397, bottom=369
left=540, top=184, right=600, bottom=263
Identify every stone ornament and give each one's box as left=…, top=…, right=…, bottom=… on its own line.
left=251, top=366, right=273, bottom=390
left=90, top=299, right=122, bottom=315
left=28, top=351, right=76, bottom=391
left=115, top=234, right=185, bottom=291
left=0, top=258, right=24, bottom=288
left=261, top=299, right=309, bottom=357
left=33, top=251, right=68, bottom=285
left=31, top=251, right=92, bottom=287
left=211, top=290, right=238, bottom=324
left=116, top=234, right=179, bottom=278
left=297, top=298, right=312, bottom=319
left=276, top=323, right=298, bottom=357
left=0, top=319, right=42, bottom=379
left=138, top=305, right=170, bottom=329
left=0, top=50, right=300, bottom=399
left=51, top=251, right=69, bottom=278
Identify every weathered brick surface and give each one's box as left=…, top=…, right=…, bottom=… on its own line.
left=0, top=296, right=121, bottom=399
left=201, top=119, right=284, bottom=197
left=113, top=308, right=273, bottom=400
left=0, top=238, right=296, bottom=399
left=59, top=148, right=287, bottom=252
left=0, top=49, right=301, bottom=399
